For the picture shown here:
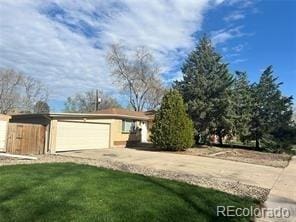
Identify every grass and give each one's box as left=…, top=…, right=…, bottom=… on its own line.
left=0, top=163, right=257, bottom=222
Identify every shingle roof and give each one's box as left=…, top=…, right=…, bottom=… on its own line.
left=9, top=108, right=155, bottom=121
left=94, top=108, right=151, bottom=119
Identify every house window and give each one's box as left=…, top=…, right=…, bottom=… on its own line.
left=122, top=120, right=136, bottom=133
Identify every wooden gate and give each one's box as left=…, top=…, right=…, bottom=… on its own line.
left=6, top=123, right=45, bottom=154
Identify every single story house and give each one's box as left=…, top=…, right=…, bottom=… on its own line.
left=0, top=114, right=11, bottom=151
left=10, top=108, right=154, bottom=154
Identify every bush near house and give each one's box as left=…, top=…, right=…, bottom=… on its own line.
left=151, top=90, right=194, bottom=151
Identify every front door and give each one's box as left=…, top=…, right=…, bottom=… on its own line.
left=140, top=121, right=148, bottom=143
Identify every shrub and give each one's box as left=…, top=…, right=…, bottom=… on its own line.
left=151, top=90, right=194, bottom=151
left=262, top=124, right=296, bottom=153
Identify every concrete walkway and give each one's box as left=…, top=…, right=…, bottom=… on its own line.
left=59, top=148, right=282, bottom=189
left=259, top=156, right=296, bottom=222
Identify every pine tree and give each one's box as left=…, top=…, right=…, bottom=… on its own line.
left=250, top=66, right=293, bottom=150
left=33, top=101, right=50, bottom=113
left=151, top=90, right=194, bottom=150
left=174, top=36, right=233, bottom=144
left=231, top=71, right=253, bottom=143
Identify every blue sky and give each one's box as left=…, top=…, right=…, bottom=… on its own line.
left=207, top=0, right=296, bottom=95
left=0, top=0, right=295, bottom=111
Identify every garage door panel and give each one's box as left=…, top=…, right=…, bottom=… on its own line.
left=56, top=122, right=110, bottom=151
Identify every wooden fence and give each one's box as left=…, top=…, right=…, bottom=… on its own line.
left=6, top=123, right=45, bottom=154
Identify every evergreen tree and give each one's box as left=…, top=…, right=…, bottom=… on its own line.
left=33, top=101, right=50, bottom=113
left=250, top=66, right=293, bottom=150
left=174, top=36, right=233, bottom=144
left=151, top=90, right=194, bottom=151
left=231, top=71, right=253, bottom=143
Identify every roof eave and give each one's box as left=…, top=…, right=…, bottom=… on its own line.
left=11, top=112, right=150, bottom=121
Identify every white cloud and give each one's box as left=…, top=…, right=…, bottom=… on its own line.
left=211, top=26, right=245, bottom=45
left=226, top=53, right=240, bottom=57
left=0, top=0, right=223, bottom=108
left=225, top=0, right=254, bottom=8
left=232, top=58, right=247, bottom=64
left=0, top=0, right=112, bottom=100
left=224, top=11, right=245, bottom=22
left=232, top=44, right=245, bottom=52
left=214, top=0, right=226, bottom=5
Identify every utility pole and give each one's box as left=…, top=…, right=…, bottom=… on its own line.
left=94, top=89, right=102, bottom=111
left=95, top=89, right=98, bottom=111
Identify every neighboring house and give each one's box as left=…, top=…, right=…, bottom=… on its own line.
left=10, top=108, right=154, bottom=154
left=0, top=114, right=11, bottom=151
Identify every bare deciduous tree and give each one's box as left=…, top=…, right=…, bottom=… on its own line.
left=0, top=68, right=48, bottom=114
left=21, top=76, right=48, bottom=112
left=64, top=89, right=121, bottom=113
left=107, top=44, right=164, bottom=111
left=144, top=83, right=166, bottom=110
left=0, top=69, right=22, bottom=113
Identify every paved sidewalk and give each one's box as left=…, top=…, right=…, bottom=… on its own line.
left=258, top=156, right=296, bottom=222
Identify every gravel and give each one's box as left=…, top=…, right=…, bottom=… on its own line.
left=180, top=147, right=291, bottom=168
left=0, top=156, right=18, bottom=160
left=0, top=154, right=269, bottom=202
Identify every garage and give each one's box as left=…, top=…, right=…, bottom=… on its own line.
left=55, top=121, right=110, bottom=151
left=9, top=109, right=152, bottom=153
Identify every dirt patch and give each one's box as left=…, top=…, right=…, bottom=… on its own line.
left=0, top=154, right=269, bottom=202
left=179, top=147, right=291, bottom=168
left=0, top=156, right=18, bottom=160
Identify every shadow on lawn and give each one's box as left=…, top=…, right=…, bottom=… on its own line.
left=0, top=163, right=253, bottom=222
left=0, top=165, right=87, bottom=221
left=144, top=176, right=251, bottom=222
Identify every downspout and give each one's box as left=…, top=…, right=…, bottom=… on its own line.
left=42, top=114, right=52, bottom=154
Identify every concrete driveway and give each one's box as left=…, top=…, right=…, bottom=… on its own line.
left=59, top=148, right=282, bottom=189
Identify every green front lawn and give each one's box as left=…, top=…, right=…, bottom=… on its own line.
left=0, top=163, right=256, bottom=222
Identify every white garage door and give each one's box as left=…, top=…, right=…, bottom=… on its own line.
left=0, top=121, right=8, bottom=150
left=56, top=121, right=110, bottom=151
